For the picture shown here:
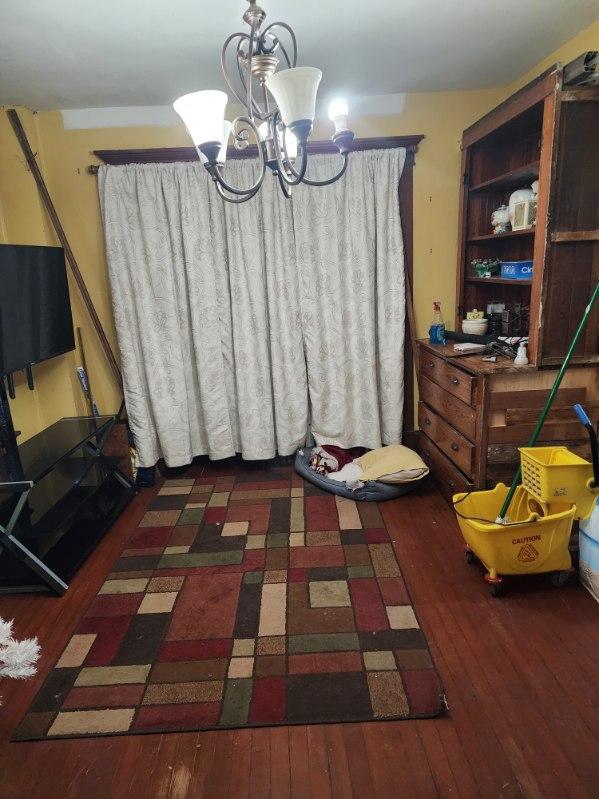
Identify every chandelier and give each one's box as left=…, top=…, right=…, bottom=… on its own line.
left=173, top=0, right=354, bottom=203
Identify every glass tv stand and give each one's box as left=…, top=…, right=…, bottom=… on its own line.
left=0, top=416, right=134, bottom=594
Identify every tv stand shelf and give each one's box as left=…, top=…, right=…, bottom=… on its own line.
left=0, top=415, right=134, bottom=594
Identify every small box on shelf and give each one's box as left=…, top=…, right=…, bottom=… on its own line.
left=500, top=260, right=533, bottom=280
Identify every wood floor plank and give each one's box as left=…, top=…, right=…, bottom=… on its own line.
left=165, top=731, right=200, bottom=799
left=228, top=729, right=252, bottom=799
left=269, top=726, right=291, bottom=799
left=415, top=719, right=463, bottom=798
left=307, top=724, right=333, bottom=799
left=392, top=721, right=440, bottom=799
left=361, top=722, right=397, bottom=798
left=288, top=726, right=311, bottom=799
left=324, top=725, right=354, bottom=799
left=204, top=730, right=234, bottom=799
left=190, top=731, right=217, bottom=798
left=249, top=728, right=271, bottom=799
left=341, top=724, right=375, bottom=799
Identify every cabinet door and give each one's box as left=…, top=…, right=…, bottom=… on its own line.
left=538, top=95, right=599, bottom=365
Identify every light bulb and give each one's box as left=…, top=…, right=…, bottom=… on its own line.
left=328, top=98, right=349, bottom=134
left=258, top=121, right=297, bottom=162
left=258, top=121, right=270, bottom=141
left=283, top=128, right=298, bottom=161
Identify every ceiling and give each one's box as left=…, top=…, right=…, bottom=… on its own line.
left=0, top=0, right=596, bottom=110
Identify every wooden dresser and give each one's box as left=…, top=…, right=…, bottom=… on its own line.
left=416, top=340, right=599, bottom=504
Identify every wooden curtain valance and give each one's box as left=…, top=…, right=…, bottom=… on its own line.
left=87, top=135, right=424, bottom=173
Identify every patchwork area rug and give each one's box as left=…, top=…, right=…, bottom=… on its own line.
left=14, top=463, right=443, bottom=740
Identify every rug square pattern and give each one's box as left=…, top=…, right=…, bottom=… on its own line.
left=14, top=464, right=442, bottom=741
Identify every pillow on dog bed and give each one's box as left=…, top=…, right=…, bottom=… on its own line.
left=358, top=444, right=429, bottom=484
left=294, top=449, right=420, bottom=502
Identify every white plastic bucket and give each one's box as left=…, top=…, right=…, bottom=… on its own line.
left=579, top=499, right=599, bottom=603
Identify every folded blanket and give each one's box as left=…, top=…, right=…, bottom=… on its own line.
left=309, top=445, right=367, bottom=475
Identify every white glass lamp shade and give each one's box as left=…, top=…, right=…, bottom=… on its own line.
left=328, top=97, right=349, bottom=133
left=198, top=120, right=232, bottom=165
left=265, top=67, right=322, bottom=128
left=173, top=90, right=228, bottom=146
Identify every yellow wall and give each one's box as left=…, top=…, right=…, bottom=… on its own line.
left=0, top=20, right=596, bottom=441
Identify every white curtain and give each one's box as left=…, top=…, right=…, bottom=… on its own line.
left=99, top=149, right=405, bottom=467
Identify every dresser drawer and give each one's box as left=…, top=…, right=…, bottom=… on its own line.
left=418, top=432, right=473, bottom=505
left=419, top=402, right=475, bottom=477
left=419, top=374, right=477, bottom=441
left=420, top=350, right=477, bottom=406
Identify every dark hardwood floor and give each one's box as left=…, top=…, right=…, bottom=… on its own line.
left=0, top=476, right=597, bottom=798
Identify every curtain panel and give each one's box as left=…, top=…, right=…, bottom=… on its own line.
left=99, top=149, right=406, bottom=467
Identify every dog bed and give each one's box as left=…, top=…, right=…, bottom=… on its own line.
left=294, top=448, right=420, bottom=502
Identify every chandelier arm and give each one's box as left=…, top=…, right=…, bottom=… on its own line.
left=275, top=142, right=307, bottom=186
left=275, top=169, right=292, bottom=199
left=277, top=41, right=292, bottom=69
left=222, top=32, right=254, bottom=109
left=298, top=152, right=350, bottom=186
left=214, top=180, right=260, bottom=204
left=210, top=160, right=265, bottom=196
left=209, top=115, right=267, bottom=196
left=258, top=22, right=298, bottom=67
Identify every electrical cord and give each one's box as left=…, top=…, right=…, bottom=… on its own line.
left=452, top=488, right=540, bottom=526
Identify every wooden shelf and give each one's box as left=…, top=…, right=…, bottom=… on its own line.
left=469, top=161, right=540, bottom=193
left=466, top=276, right=532, bottom=286
left=467, top=229, right=535, bottom=242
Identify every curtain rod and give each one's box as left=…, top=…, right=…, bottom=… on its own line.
left=86, top=135, right=424, bottom=174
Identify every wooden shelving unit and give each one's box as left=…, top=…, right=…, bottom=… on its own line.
left=419, top=58, right=599, bottom=504
left=455, top=67, right=599, bottom=365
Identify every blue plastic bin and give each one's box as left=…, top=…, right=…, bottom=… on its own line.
left=501, top=260, right=533, bottom=280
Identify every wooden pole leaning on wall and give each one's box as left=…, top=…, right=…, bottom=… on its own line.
left=6, top=108, right=123, bottom=394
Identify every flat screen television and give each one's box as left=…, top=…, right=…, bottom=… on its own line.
left=0, top=244, right=75, bottom=376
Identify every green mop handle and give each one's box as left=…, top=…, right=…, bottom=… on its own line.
left=498, top=280, right=599, bottom=521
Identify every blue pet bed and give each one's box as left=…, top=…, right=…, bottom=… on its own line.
left=294, top=448, right=420, bottom=502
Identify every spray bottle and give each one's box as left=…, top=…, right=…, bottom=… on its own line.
left=429, top=301, right=446, bottom=346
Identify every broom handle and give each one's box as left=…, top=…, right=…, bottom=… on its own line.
left=498, top=280, right=599, bottom=521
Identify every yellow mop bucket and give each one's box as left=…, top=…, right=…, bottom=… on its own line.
left=519, top=446, right=598, bottom=520
left=453, top=483, right=576, bottom=595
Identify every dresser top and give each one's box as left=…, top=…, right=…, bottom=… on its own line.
left=417, top=339, right=536, bottom=376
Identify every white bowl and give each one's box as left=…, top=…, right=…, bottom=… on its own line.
left=462, top=318, right=489, bottom=336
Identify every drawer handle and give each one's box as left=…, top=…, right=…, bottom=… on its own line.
left=427, top=361, right=435, bottom=368
left=451, top=377, right=460, bottom=385
left=451, top=443, right=459, bottom=452
left=448, top=480, right=455, bottom=488
left=424, top=417, right=432, bottom=426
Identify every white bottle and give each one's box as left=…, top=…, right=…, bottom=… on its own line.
left=514, top=341, right=528, bottom=366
